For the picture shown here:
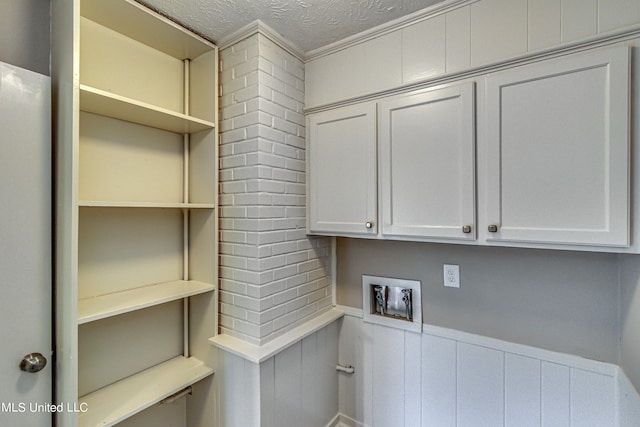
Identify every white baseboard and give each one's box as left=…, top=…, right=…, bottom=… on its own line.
left=326, top=413, right=366, bottom=427
left=324, top=413, right=341, bottom=427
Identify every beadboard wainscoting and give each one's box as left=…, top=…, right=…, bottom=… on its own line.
left=336, top=308, right=640, bottom=427
left=217, top=307, right=640, bottom=427
left=216, top=316, right=339, bottom=427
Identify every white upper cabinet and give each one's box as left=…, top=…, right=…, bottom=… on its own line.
left=307, top=103, right=377, bottom=236
left=484, top=46, right=630, bottom=247
left=379, top=82, right=476, bottom=240
left=306, top=41, right=635, bottom=252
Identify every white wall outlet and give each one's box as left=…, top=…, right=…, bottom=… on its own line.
left=443, top=264, right=460, bottom=288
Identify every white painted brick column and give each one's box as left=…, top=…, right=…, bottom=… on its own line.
left=219, top=32, right=332, bottom=346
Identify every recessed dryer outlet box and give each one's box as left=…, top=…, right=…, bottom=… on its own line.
left=362, top=275, right=422, bottom=333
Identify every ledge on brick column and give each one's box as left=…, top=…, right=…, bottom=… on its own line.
left=209, top=308, right=344, bottom=363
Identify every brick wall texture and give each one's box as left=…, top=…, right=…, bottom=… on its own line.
left=218, top=33, right=332, bottom=345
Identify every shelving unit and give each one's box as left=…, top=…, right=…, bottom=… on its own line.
left=52, top=0, right=219, bottom=426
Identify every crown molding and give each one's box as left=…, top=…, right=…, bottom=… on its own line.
left=217, top=0, right=477, bottom=62
left=218, top=19, right=306, bottom=62
left=304, top=0, right=479, bottom=61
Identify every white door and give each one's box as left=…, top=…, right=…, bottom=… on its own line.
left=379, top=82, right=476, bottom=240
left=307, top=103, right=377, bottom=236
left=484, top=46, right=630, bottom=247
left=0, top=62, right=52, bottom=425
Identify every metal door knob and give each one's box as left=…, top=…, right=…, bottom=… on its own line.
left=365, top=221, right=375, bottom=229
left=20, top=353, right=47, bottom=373
left=488, top=224, right=499, bottom=233
left=462, top=225, right=472, bottom=233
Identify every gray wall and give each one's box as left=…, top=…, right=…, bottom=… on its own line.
left=620, top=255, right=640, bottom=392
left=336, top=238, right=620, bottom=364
left=0, top=0, right=50, bottom=75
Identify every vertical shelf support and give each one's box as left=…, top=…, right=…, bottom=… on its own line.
left=182, top=59, right=191, bottom=358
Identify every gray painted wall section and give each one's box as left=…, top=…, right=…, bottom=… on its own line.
left=0, top=0, right=50, bottom=75
left=619, top=255, right=640, bottom=393
left=336, top=238, right=620, bottom=364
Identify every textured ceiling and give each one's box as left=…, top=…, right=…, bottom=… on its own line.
left=138, top=0, right=443, bottom=53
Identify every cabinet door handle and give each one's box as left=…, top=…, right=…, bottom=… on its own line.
left=488, top=224, right=499, bottom=233
left=365, top=221, right=375, bottom=229
left=462, top=225, right=472, bottom=234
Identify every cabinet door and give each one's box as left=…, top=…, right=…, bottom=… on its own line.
left=379, top=82, right=476, bottom=240
left=308, top=103, right=377, bottom=235
left=485, top=46, right=630, bottom=247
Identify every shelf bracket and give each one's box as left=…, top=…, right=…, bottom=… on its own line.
left=160, top=385, right=193, bottom=405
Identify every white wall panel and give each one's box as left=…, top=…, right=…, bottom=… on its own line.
left=245, top=361, right=261, bottom=427
left=599, top=0, right=640, bottom=34
left=317, top=322, right=340, bottom=426
left=274, top=342, right=303, bottom=426
left=302, top=335, right=321, bottom=427
left=445, top=6, right=471, bottom=73
left=220, top=351, right=260, bottom=427
left=561, top=0, right=597, bottom=42
left=335, top=313, right=623, bottom=427
left=260, top=358, right=276, bottom=427
left=504, top=354, right=541, bottom=427
left=304, top=44, right=365, bottom=107
left=363, top=31, right=402, bottom=94
left=470, top=0, right=527, bottom=66
left=528, top=0, right=561, bottom=51
left=421, top=334, right=456, bottom=427
left=220, top=321, right=341, bottom=427
left=220, top=313, right=630, bottom=427
left=328, top=322, right=340, bottom=416
left=619, top=370, right=640, bottom=427
left=361, top=321, right=374, bottom=427
left=260, top=328, right=340, bottom=427
left=332, top=45, right=367, bottom=102
left=541, top=362, right=570, bottom=427
left=306, top=0, right=640, bottom=108
left=404, top=332, right=422, bottom=427
left=571, top=369, right=616, bottom=426
left=372, top=325, right=406, bottom=427
left=402, top=16, right=445, bottom=83
left=304, top=58, right=325, bottom=107
left=457, top=342, right=505, bottom=427
left=338, top=316, right=360, bottom=420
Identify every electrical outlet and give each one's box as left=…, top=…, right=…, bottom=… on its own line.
left=443, top=264, right=460, bottom=288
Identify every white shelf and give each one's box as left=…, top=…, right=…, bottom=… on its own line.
left=78, top=356, right=214, bottom=427
left=81, top=0, right=214, bottom=60
left=78, top=201, right=216, bottom=209
left=80, top=85, right=215, bottom=133
left=78, top=280, right=215, bottom=324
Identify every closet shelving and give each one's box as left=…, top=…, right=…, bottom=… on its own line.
left=53, top=0, right=219, bottom=426
left=77, top=280, right=215, bottom=324
left=79, top=84, right=216, bottom=133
